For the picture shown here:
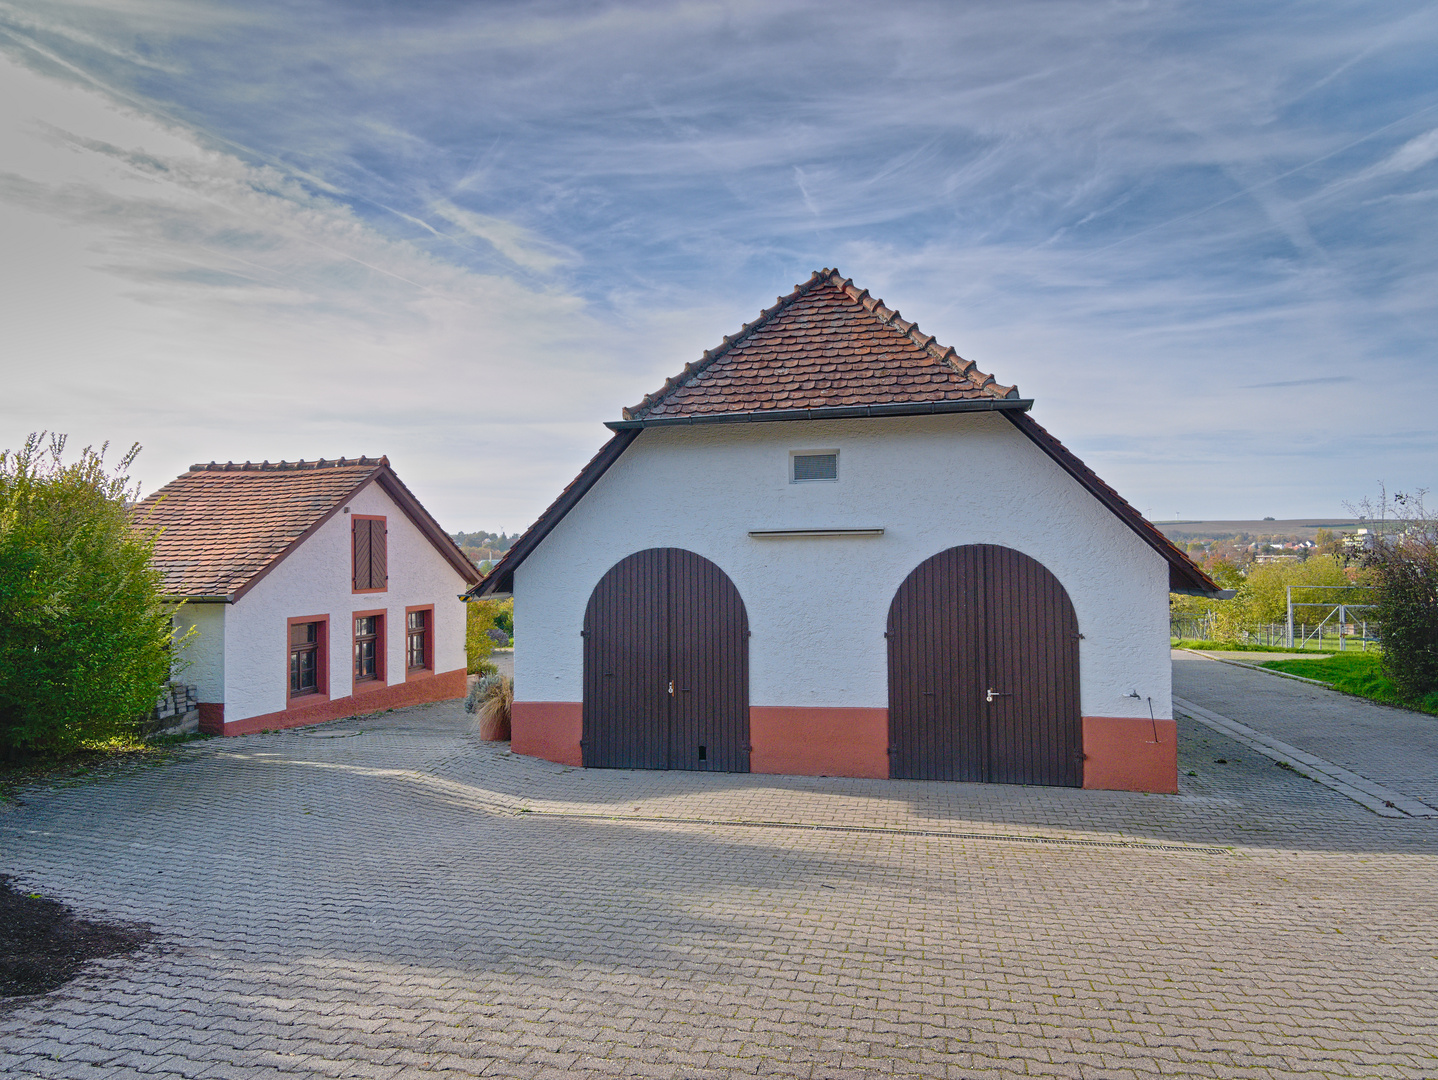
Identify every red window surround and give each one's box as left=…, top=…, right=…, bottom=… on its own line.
left=352, top=515, right=388, bottom=594
left=405, top=605, right=434, bottom=680
left=352, top=608, right=387, bottom=693
left=286, top=615, right=329, bottom=707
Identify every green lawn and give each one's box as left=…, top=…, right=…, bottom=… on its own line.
left=1260, top=651, right=1438, bottom=716
left=1171, top=637, right=1373, bottom=654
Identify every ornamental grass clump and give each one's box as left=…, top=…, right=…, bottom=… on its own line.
left=475, top=674, right=512, bottom=742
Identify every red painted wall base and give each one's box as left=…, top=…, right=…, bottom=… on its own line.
left=507, top=702, right=1179, bottom=794
left=197, top=703, right=225, bottom=735
left=1082, top=716, right=1178, bottom=794
left=512, top=701, right=583, bottom=765
left=217, top=669, right=466, bottom=736
left=750, top=706, right=889, bottom=778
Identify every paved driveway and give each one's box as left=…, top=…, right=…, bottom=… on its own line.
left=2, top=698, right=1436, bottom=1079
left=1173, top=649, right=1438, bottom=809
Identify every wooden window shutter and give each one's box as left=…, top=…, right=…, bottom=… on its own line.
left=353, top=518, right=371, bottom=590
left=370, top=519, right=387, bottom=590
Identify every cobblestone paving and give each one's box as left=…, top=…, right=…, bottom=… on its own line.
left=2, top=694, right=1435, bottom=1079
left=1174, top=649, right=1438, bottom=806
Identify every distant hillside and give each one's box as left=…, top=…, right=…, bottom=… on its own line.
left=1154, top=518, right=1364, bottom=542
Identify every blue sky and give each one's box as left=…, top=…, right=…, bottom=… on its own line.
left=2, top=1, right=1436, bottom=530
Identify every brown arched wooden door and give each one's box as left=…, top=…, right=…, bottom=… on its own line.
left=887, top=544, right=1082, bottom=786
left=582, top=548, right=749, bottom=772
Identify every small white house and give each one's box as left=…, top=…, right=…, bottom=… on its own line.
left=469, top=270, right=1218, bottom=793
left=137, top=456, right=480, bottom=736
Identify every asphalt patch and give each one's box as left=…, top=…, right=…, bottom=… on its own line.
left=0, top=875, right=154, bottom=1001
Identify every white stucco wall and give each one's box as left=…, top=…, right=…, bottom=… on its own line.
left=222, top=480, right=470, bottom=721
left=171, top=603, right=225, bottom=702
left=513, top=413, right=1173, bottom=719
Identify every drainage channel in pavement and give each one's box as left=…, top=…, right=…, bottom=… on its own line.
left=514, top=809, right=1235, bottom=855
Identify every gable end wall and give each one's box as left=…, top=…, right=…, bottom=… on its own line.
left=222, top=479, right=470, bottom=723
left=514, top=412, right=1171, bottom=720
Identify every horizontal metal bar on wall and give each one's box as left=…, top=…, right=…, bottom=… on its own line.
left=606, top=398, right=1033, bottom=430
left=747, top=528, right=885, bottom=538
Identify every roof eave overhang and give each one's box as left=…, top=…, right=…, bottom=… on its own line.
left=162, top=594, right=234, bottom=604
left=607, top=397, right=1033, bottom=430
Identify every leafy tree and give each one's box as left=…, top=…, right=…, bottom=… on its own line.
left=1202, top=557, right=1245, bottom=589
left=1171, top=554, right=1367, bottom=643
left=1239, top=555, right=1358, bottom=627
left=0, top=435, right=177, bottom=760
left=1314, top=528, right=1344, bottom=559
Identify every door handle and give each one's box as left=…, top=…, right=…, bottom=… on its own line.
left=985, top=688, right=1011, bottom=703
left=668, top=680, right=674, bottom=696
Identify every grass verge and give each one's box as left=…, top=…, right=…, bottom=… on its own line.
left=1171, top=638, right=1312, bottom=653
left=1260, top=652, right=1438, bottom=717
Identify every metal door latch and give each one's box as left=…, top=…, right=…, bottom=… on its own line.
left=985, top=688, right=1011, bottom=703
left=668, top=680, right=674, bottom=696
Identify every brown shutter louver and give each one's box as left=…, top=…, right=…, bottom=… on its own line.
left=353, top=518, right=372, bottom=590
left=370, top=519, right=387, bottom=591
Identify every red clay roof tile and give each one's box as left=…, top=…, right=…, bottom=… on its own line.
left=624, top=269, right=1017, bottom=421
left=133, top=458, right=386, bottom=599
left=132, top=456, right=480, bottom=599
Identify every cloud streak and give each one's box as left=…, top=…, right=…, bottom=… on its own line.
left=1, top=0, right=1436, bottom=524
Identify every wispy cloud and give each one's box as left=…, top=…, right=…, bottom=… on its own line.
left=1242, top=376, right=1356, bottom=390
left=427, top=200, right=575, bottom=274
left=1, top=0, right=1436, bottom=523
left=1364, top=127, right=1438, bottom=178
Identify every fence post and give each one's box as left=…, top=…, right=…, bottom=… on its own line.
left=1286, top=586, right=1293, bottom=649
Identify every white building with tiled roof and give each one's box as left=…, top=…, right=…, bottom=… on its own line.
left=136, top=457, right=480, bottom=735
left=469, top=270, right=1218, bottom=794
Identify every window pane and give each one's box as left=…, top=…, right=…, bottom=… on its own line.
left=355, top=639, right=376, bottom=678
left=291, top=645, right=317, bottom=694
left=355, top=616, right=374, bottom=637
left=291, top=621, right=317, bottom=646
left=407, top=610, right=426, bottom=632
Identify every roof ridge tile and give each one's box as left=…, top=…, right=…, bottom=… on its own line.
left=187, top=455, right=389, bottom=473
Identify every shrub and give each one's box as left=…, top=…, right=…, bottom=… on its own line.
left=465, top=597, right=514, bottom=673
left=0, top=435, right=178, bottom=760
left=1362, top=490, right=1438, bottom=702
left=465, top=601, right=493, bottom=674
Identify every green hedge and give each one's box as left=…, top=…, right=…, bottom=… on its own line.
left=0, top=435, right=177, bottom=760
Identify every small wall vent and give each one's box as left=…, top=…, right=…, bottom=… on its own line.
left=791, top=451, right=838, bottom=482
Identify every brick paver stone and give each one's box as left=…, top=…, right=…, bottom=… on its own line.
left=2, top=680, right=1435, bottom=1079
